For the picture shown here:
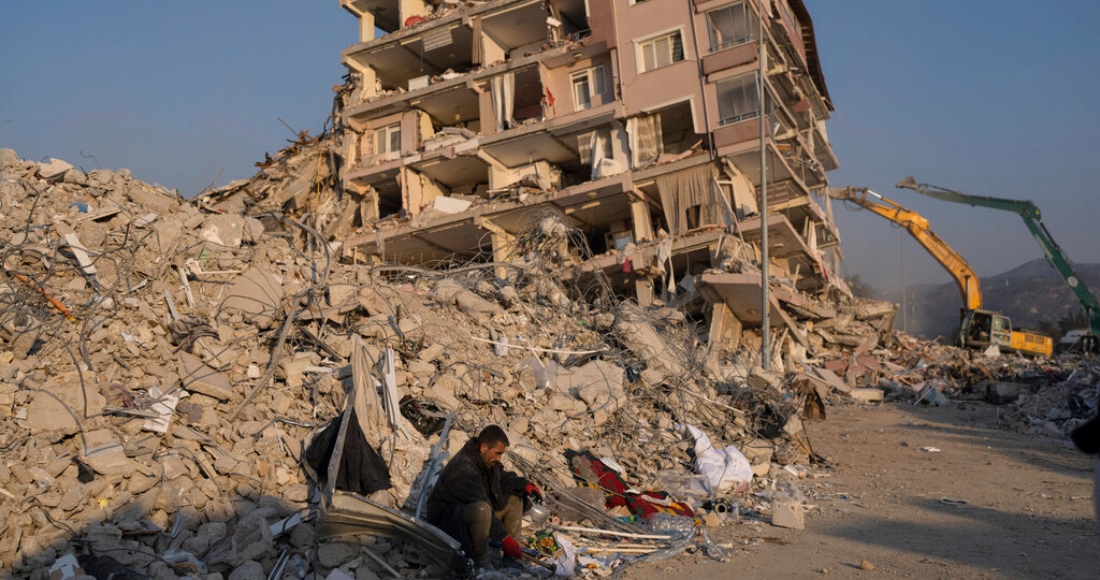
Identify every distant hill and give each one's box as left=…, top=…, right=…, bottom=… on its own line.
left=884, top=259, right=1100, bottom=340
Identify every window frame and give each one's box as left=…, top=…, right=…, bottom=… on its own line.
left=715, top=72, right=761, bottom=126
left=636, top=29, right=685, bottom=73
left=374, top=123, right=402, bottom=158
left=571, top=66, right=607, bottom=111
left=706, top=2, right=754, bottom=53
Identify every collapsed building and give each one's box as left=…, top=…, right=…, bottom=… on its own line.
left=327, top=0, right=844, bottom=342
left=0, top=142, right=900, bottom=579
left=0, top=1, right=980, bottom=579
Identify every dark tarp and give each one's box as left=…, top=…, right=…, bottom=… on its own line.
left=303, top=407, right=392, bottom=497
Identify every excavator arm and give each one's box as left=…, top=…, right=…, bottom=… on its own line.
left=830, top=187, right=982, bottom=311
left=897, top=177, right=1100, bottom=336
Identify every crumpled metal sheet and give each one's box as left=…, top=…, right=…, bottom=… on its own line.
left=319, top=491, right=464, bottom=571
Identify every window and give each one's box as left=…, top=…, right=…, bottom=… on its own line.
left=707, top=3, right=753, bottom=52
left=571, top=66, right=606, bottom=111
left=638, top=31, right=684, bottom=72
left=374, top=123, right=401, bottom=157
left=716, top=73, right=759, bottom=125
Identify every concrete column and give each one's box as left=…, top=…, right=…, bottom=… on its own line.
left=490, top=232, right=513, bottom=281
left=354, top=65, right=378, bottom=99
left=399, top=0, right=427, bottom=26
left=630, top=199, right=653, bottom=243
left=358, top=11, right=375, bottom=43
left=707, top=302, right=742, bottom=348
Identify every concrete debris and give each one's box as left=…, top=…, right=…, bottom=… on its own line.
left=770, top=500, right=805, bottom=530
left=37, top=158, right=73, bottom=181
left=1, top=138, right=1092, bottom=577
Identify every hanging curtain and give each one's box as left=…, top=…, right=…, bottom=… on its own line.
left=502, top=72, right=516, bottom=129
left=657, top=164, right=722, bottom=234
left=577, top=130, right=595, bottom=164
left=471, top=18, right=483, bottom=65
left=728, top=168, right=758, bottom=218
left=490, top=73, right=516, bottom=131
left=590, top=131, right=606, bottom=179
left=627, top=113, right=663, bottom=169
left=490, top=76, right=504, bottom=131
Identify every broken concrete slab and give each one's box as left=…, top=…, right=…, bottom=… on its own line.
left=222, top=267, right=284, bottom=328
left=771, top=500, right=805, bottom=530
left=552, top=360, right=627, bottom=426
left=38, top=158, right=73, bottom=180
left=82, top=429, right=135, bottom=477
left=432, top=196, right=472, bottom=214
left=200, top=214, right=248, bottom=248
left=811, top=367, right=851, bottom=394
left=179, top=351, right=234, bottom=401
left=848, top=387, right=884, bottom=403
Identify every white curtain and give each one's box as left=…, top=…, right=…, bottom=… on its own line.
left=657, top=164, right=723, bottom=234
left=590, top=131, right=606, bottom=180
left=491, top=76, right=503, bottom=131
left=577, top=130, right=595, bottom=165
left=490, top=73, right=516, bottom=131
left=503, top=72, right=515, bottom=129
left=627, top=113, right=663, bottom=169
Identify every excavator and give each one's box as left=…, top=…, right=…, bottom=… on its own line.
left=897, top=176, right=1099, bottom=355
left=830, top=186, right=1053, bottom=357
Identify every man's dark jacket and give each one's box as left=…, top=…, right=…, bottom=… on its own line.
left=425, top=438, right=526, bottom=541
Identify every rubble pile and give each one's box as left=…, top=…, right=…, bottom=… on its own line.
left=0, top=145, right=1093, bottom=579
left=862, top=337, right=1100, bottom=438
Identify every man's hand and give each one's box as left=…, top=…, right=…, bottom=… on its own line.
left=501, top=536, right=523, bottom=560
left=523, top=482, right=542, bottom=501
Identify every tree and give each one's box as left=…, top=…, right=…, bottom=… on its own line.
left=1058, top=310, right=1089, bottom=336
left=845, top=275, right=877, bottom=299
left=1038, top=319, right=1058, bottom=337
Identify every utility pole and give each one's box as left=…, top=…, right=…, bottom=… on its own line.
left=758, top=2, right=770, bottom=369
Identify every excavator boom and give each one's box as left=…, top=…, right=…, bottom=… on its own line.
left=830, top=187, right=982, bottom=310
left=898, top=177, right=1100, bottom=338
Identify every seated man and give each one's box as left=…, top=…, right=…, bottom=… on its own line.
left=425, top=425, right=541, bottom=569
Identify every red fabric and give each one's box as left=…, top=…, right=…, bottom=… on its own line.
left=564, top=449, right=694, bottom=519
left=502, top=536, right=523, bottom=560
left=524, top=482, right=542, bottom=500
left=565, top=450, right=628, bottom=499
left=626, top=491, right=694, bottom=518
left=545, top=87, right=555, bottom=107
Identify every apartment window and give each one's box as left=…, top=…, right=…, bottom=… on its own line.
left=571, top=66, right=606, bottom=111
left=716, top=73, right=759, bottom=125
left=374, top=123, right=401, bottom=156
left=639, top=31, right=684, bottom=72
left=707, top=3, right=753, bottom=52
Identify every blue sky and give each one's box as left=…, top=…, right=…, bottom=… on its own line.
left=0, top=2, right=350, bottom=194
left=2, top=1, right=1097, bottom=291
left=812, top=0, right=1100, bottom=290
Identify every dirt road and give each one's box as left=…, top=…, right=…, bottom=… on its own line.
left=624, top=402, right=1099, bottom=579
